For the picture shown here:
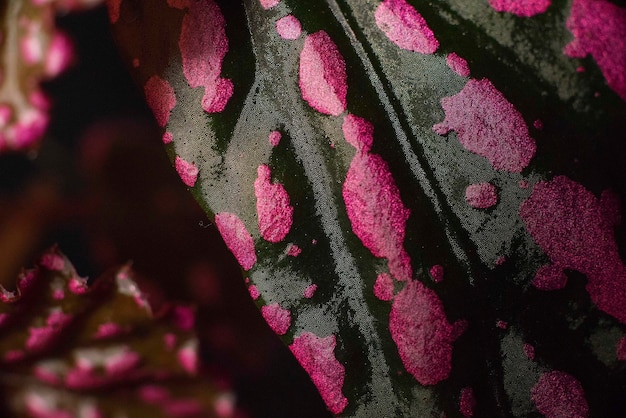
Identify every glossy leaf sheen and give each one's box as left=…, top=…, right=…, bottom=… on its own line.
left=110, top=0, right=626, bottom=416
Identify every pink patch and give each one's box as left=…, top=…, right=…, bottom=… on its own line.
left=299, top=31, right=348, bottom=116
left=248, top=284, right=260, bottom=300
left=287, top=243, right=302, bottom=257
left=40, top=252, right=64, bottom=271
left=260, top=0, right=279, bottom=9
left=446, top=53, right=470, bottom=77
left=523, top=343, right=536, bottom=360
left=429, top=264, right=444, bottom=283
left=276, top=15, right=302, bottom=40
left=26, top=311, right=72, bottom=352
left=531, top=371, right=589, bottom=417
left=617, top=337, right=626, bottom=361
left=460, top=387, right=476, bottom=417
left=214, top=212, right=257, bottom=270
left=94, top=322, right=122, bottom=339
left=373, top=273, right=395, bottom=301
left=433, top=78, right=536, bottom=173
left=465, top=182, right=498, bottom=209
left=533, top=119, right=543, bottom=130
left=52, top=289, right=65, bottom=300
left=342, top=115, right=412, bottom=281
left=178, top=341, right=198, bottom=374
left=105, top=350, right=140, bottom=376
left=45, top=33, right=73, bottom=78
left=162, top=132, right=173, bottom=144
left=564, top=0, right=626, bottom=101
left=164, top=333, right=177, bottom=350
left=268, top=130, right=282, bottom=147
left=520, top=176, right=626, bottom=323
left=255, top=164, right=294, bottom=243
left=179, top=0, right=233, bottom=112
left=576, top=66, right=586, bottom=73
left=496, top=320, right=508, bottom=329
left=289, top=333, right=348, bottom=415
left=106, top=0, right=122, bottom=23
left=488, top=0, right=551, bottom=17
left=375, top=0, right=439, bottom=54
left=144, top=76, right=176, bottom=127
left=531, top=264, right=568, bottom=290
left=173, top=306, right=195, bottom=331
left=496, top=256, right=507, bottom=265
left=390, top=280, right=465, bottom=385
left=303, top=284, right=317, bottom=299
left=261, top=303, right=292, bottom=335
left=174, top=156, right=198, bottom=187
left=519, top=180, right=530, bottom=189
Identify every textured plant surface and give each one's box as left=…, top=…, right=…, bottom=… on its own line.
left=0, top=246, right=234, bottom=417
left=107, top=0, right=626, bottom=416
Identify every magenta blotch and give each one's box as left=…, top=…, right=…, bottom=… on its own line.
left=214, top=212, right=257, bottom=270
left=523, top=343, right=536, bottom=360
left=531, top=371, right=589, bottom=417
left=26, top=310, right=72, bottom=352
left=164, top=333, right=177, bottom=350
left=248, top=284, right=260, bottom=300
left=429, top=265, right=444, bottom=283
left=375, top=0, right=439, bottom=54
left=433, top=78, right=536, bottom=172
left=105, top=349, right=141, bottom=376
left=254, top=164, right=293, bottom=243
left=40, top=252, right=64, bottom=271
left=303, top=284, right=318, bottom=299
left=268, top=130, right=282, bottom=147
left=532, top=264, right=568, bottom=290
left=465, top=182, right=498, bottom=209
left=460, top=387, right=476, bottom=417
left=45, top=33, right=73, bottom=78
left=260, top=0, right=279, bottom=9
left=520, top=176, right=626, bottom=323
left=496, top=320, right=508, bottom=329
left=373, top=273, right=394, bottom=301
left=389, top=280, right=465, bottom=385
left=276, top=15, right=302, bottom=40
left=289, top=333, right=348, bottom=414
left=617, top=337, right=626, bottom=361
left=178, top=340, right=198, bottom=374
left=299, top=31, right=348, bottom=116
left=144, top=76, right=176, bottom=127
left=564, top=0, right=626, bottom=101
left=174, top=156, right=198, bottom=187
left=173, top=306, right=195, bottom=331
left=287, top=243, right=302, bottom=257
left=446, top=53, right=470, bottom=77
left=162, top=132, right=173, bottom=144
left=94, top=322, right=122, bottom=339
left=178, top=0, right=233, bottom=112
left=489, top=0, right=551, bottom=17
left=261, top=303, right=292, bottom=335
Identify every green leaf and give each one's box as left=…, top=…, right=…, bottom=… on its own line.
left=109, top=0, right=626, bottom=416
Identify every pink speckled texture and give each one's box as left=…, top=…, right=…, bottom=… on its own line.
left=260, top=0, right=279, bottom=9
left=375, top=0, right=439, bottom=54
left=374, top=273, right=395, bottom=301
left=26, top=310, right=72, bottom=352
left=299, top=31, right=348, bottom=116
left=178, top=342, right=198, bottom=374
left=254, top=164, right=293, bottom=243
left=174, top=156, right=198, bottom=187
left=303, top=284, right=317, bottom=299
left=40, top=252, right=64, bottom=271
left=617, top=337, right=626, bottom=361
left=389, top=280, right=465, bottom=385
left=179, top=0, right=233, bottom=112
left=289, top=332, right=348, bottom=414
left=433, top=78, right=536, bottom=172
left=45, top=33, right=73, bottom=78
left=520, top=176, right=626, bottom=323
left=94, top=322, right=122, bottom=339
left=173, top=306, right=195, bottom=331
left=287, top=243, right=302, bottom=256
left=276, top=15, right=302, bottom=40
left=564, top=0, right=626, bottom=101
left=523, top=343, right=536, bottom=360
left=214, top=212, right=257, bottom=270
left=248, top=284, right=260, bottom=300
left=496, top=320, right=508, bottom=329
left=446, top=53, right=470, bottom=77
left=144, top=76, right=176, bottom=127
left=162, top=132, right=173, bottom=144
left=261, top=303, right=291, bottom=335
left=531, top=371, right=589, bottom=418
left=342, top=115, right=412, bottom=281
left=429, top=264, right=444, bottom=283
left=465, top=182, right=498, bottom=209
left=268, top=130, right=282, bottom=147
left=460, top=387, right=476, bottom=417
left=531, top=264, right=568, bottom=290
left=489, top=0, right=551, bottom=17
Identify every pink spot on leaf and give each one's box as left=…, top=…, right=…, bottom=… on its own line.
left=520, top=176, right=626, bottom=323
left=287, top=243, right=302, bottom=257
left=465, top=182, right=498, bottom=209
left=178, top=340, right=198, bottom=374
left=162, top=132, right=173, bottom=144
left=523, top=343, right=536, bottom=360
left=268, top=130, right=282, bottom=147
left=255, top=164, right=293, bottom=243
left=144, top=76, right=176, bottom=127
left=496, top=320, right=508, bottom=329
left=261, top=303, right=291, bottom=335
left=45, top=33, right=73, bottom=78
left=40, top=252, right=64, bottom=271
left=429, top=264, right=444, bottom=283
left=164, top=333, right=177, bottom=350
left=299, top=31, right=348, bottom=116
left=531, top=371, right=589, bottom=418
left=446, top=53, right=470, bottom=77
left=433, top=78, right=536, bottom=173
left=374, top=272, right=395, bottom=301
left=303, top=284, right=317, bottom=299
left=259, top=0, right=279, bottom=9
left=375, top=0, right=439, bottom=54
left=172, top=306, right=195, bottom=331
left=489, top=0, right=551, bottom=17
left=460, top=387, right=476, bottom=417
left=276, top=15, right=302, bottom=40
left=248, top=284, right=260, bottom=300
left=342, top=113, right=373, bottom=152
left=390, top=280, right=465, bottom=385
left=94, top=322, right=122, bottom=339
left=531, top=264, right=568, bottom=290
left=214, top=213, right=257, bottom=270
left=289, top=333, right=348, bottom=415
left=174, top=156, right=198, bottom=187
left=26, top=310, right=72, bottom=352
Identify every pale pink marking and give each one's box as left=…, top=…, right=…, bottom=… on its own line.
left=289, top=333, right=348, bottom=414
left=287, top=243, right=302, bottom=257
left=214, top=212, right=257, bottom=270
left=248, top=284, right=260, bottom=300
left=390, top=280, right=465, bottom=385
left=40, top=252, right=64, bottom=271
left=373, top=272, right=394, bottom=301
left=429, top=264, right=444, bottom=283
left=106, top=0, right=122, bottom=23
left=496, top=320, right=508, bottom=329
left=465, top=182, right=498, bottom=209
left=260, top=0, right=279, bottom=9
left=523, top=343, right=536, bottom=360
left=105, top=350, right=140, bottom=375
left=45, top=33, right=73, bottom=77
left=268, top=130, right=282, bottom=146
left=533, top=119, right=543, bottom=130
left=299, top=31, right=347, bottom=116
left=261, top=303, right=292, bottom=335
left=488, top=0, right=551, bottom=17
left=342, top=114, right=412, bottom=281
left=13, top=109, right=49, bottom=148
left=520, top=176, right=626, bottom=323
left=617, top=337, right=626, bottom=361
left=162, top=132, right=173, bottom=144
left=0, top=106, right=12, bottom=127
left=179, top=0, right=233, bottom=112
left=564, top=0, right=626, bottom=101
left=34, top=365, right=61, bottom=385
left=375, top=0, right=439, bottom=54
left=26, top=311, right=72, bottom=352
left=460, top=387, right=476, bottom=418
left=214, top=394, right=235, bottom=418
left=519, top=180, right=530, bottom=189
left=94, top=322, right=122, bottom=339
left=144, top=76, right=176, bottom=127
left=433, top=78, right=536, bottom=173
left=531, top=371, right=589, bottom=418
left=446, top=53, right=470, bottom=77
left=174, top=156, right=198, bottom=187
left=254, top=164, right=293, bottom=243
left=178, top=342, right=198, bottom=374
left=303, top=284, right=317, bottom=299
left=276, top=15, right=302, bottom=40
left=576, top=66, right=586, bottom=73
left=21, top=24, right=43, bottom=65
left=164, top=333, right=177, bottom=350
